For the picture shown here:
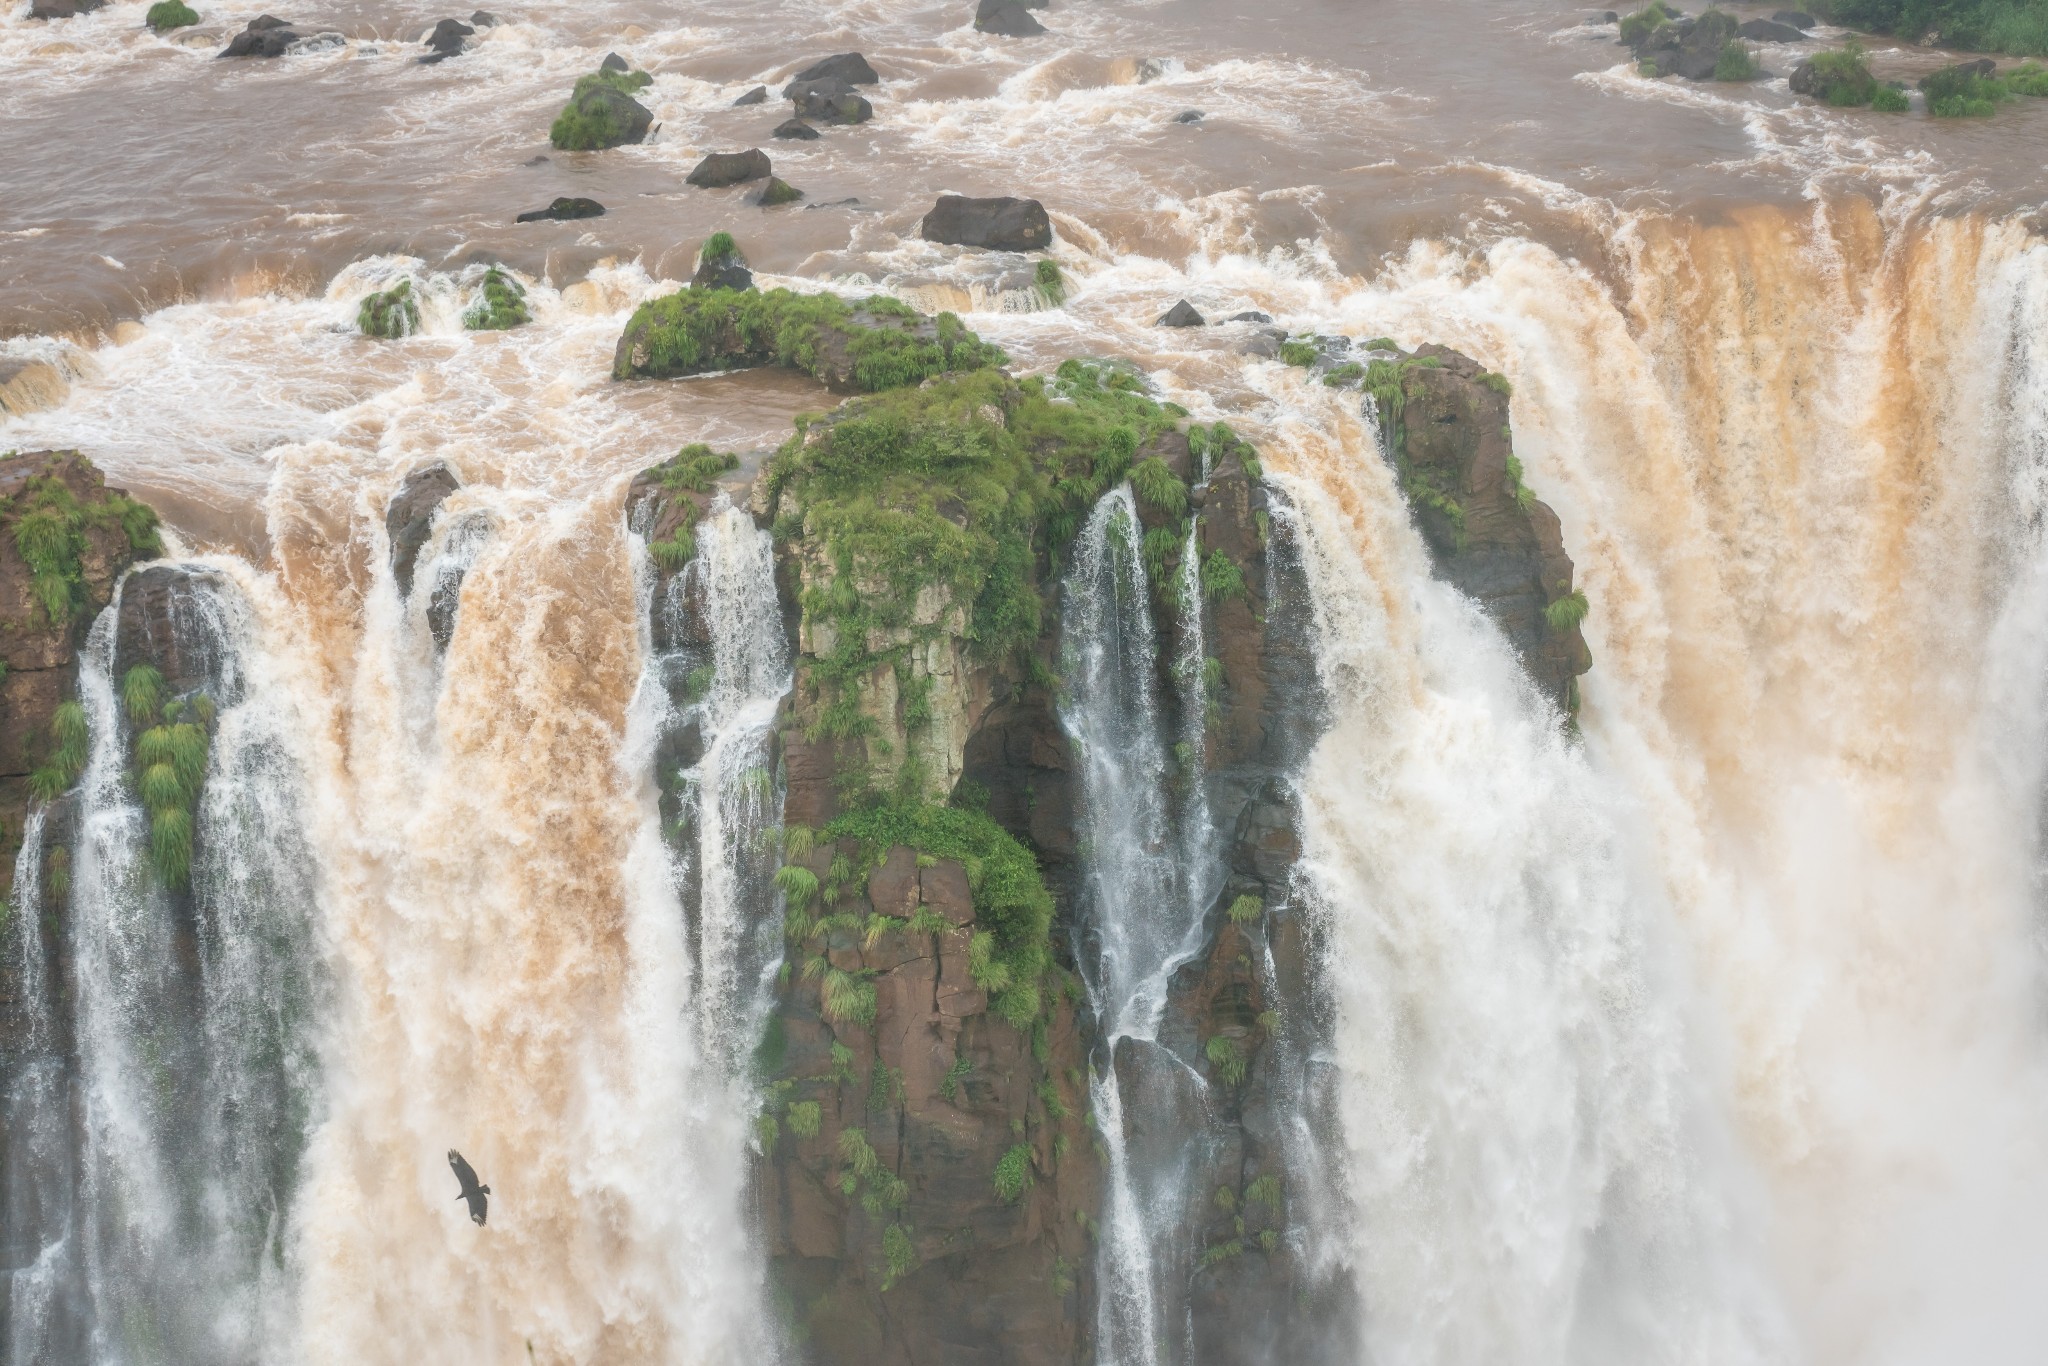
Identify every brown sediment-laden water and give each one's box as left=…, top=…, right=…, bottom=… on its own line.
left=4, top=0, right=2048, bottom=1362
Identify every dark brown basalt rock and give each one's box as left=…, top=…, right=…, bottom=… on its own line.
left=1395, top=344, right=1592, bottom=711
left=687, top=148, right=772, bottom=188
left=920, top=195, right=1053, bottom=252
left=385, top=462, right=460, bottom=597
left=514, top=196, right=606, bottom=223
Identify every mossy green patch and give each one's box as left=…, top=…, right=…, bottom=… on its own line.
left=357, top=279, right=420, bottom=339
left=550, top=68, right=654, bottom=150
left=146, top=0, right=198, bottom=31
left=462, top=266, right=530, bottom=331
left=8, top=472, right=161, bottom=626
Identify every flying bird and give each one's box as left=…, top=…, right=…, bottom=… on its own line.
left=448, top=1149, right=490, bottom=1226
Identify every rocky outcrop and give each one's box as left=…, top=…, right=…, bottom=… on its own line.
left=611, top=287, right=1004, bottom=390
left=549, top=65, right=656, bottom=151
left=920, top=196, right=1053, bottom=252
left=775, top=118, right=823, bottom=140
left=28, top=0, right=107, bottom=18
left=1157, top=299, right=1204, bottom=327
left=736, top=84, right=770, bottom=105
left=688, top=149, right=773, bottom=188
left=692, top=241, right=753, bottom=291
left=1379, top=344, right=1591, bottom=710
left=788, top=81, right=875, bottom=125
left=0, top=452, right=162, bottom=896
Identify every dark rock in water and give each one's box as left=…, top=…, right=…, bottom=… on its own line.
left=1589, top=10, right=1619, bottom=22
left=554, top=82, right=654, bottom=149
left=600, top=51, right=628, bottom=73
left=755, top=176, right=804, bottom=207
left=387, top=463, right=461, bottom=598
left=515, top=196, right=605, bottom=223
left=470, top=10, right=498, bottom=26
left=1738, top=18, right=1806, bottom=42
left=692, top=254, right=753, bottom=292
left=772, top=118, right=821, bottom=140
left=920, top=194, right=1052, bottom=251
left=1174, top=108, right=1204, bottom=123
left=219, top=16, right=300, bottom=57
left=784, top=52, right=878, bottom=90
left=522, top=153, right=549, bottom=165
left=976, top=1, right=1048, bottom=36
left=1772, top=9, right=1815, bottom=27
left=789, top=79, right=873, bottom=123
left=686, top=148, right=771, bottom=187
left=1158, top=299, right=1205, bottom=327
left=803, top=197, right=862, bottom=210
left=418, top=17, right=474, bottom=64
left=28, top=0, right=107, bottom=17
left=1666, top=8, right=1737, bottom=79
left=1227, top=310, right=1273, bottom=323
left=733, top=84, right=768, bottom=105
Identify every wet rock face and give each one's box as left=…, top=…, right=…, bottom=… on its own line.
left=1397, top=344, right=1592, bottom=710
left=688, top=148, right=773, bottom=188
left=0, top=452, right=158, bottom=894
left=385, top=462, right=460, bottom=598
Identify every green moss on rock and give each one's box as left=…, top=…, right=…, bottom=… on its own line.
left=612, top=287, right=1006, bottom=391
left=550, top=68, right=655, bottom=150
left=462, top=266, right=530, bottom=331
left=357, top=279, right=420, bottom=339
left=146, top=0, right=198, bottom=31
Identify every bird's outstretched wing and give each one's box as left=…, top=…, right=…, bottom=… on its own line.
left=448, top=1149, right=479, bottom=1195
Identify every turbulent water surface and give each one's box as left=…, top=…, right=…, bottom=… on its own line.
left=5, top=0, right=2048, bottom=1362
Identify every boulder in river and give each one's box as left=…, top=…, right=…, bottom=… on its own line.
left=687, top=148, right=772, bottom=187
left=1919, top=56, right=1997, bottom=87
left=515, top=196, right=606, bottom=223
left=418, top=17, right=474, bottom=64
left=1737, top=17, right=1806, bottom=42
left=1670, top=8, right=1738, bottom=79
left=550, top=67, right=655, bottom=150
left=772, top=117, right=821, bottom=139
left=1158, top=299, right=1205, bottom=327
left=733, top=84, right=768, bottom=105
left=755, top=176, right=804, bottom=207
left=1174, top=108, right=1204, bottom=123
left=920, top=194, right=1052, bottom=251
left=218, top=15, right=299, bottom=57
left=789, top=79, right=873, bottom=123
left=1771, top=9, right=1815, bottom=27
left=600, top=51, right=629, bottom=73
left=976, top=0, right=1048, bottom=36
left=470, top=10, right=497, bottom=25
left=28, top=0, right=107, bottom=17
left=783, top=52, right=878, bottom=90
left=387, top=463, right=461, bottom=597
left=692, top=233, right=754, bottom=290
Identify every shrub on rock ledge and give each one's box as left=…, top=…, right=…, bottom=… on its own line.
left=462, top=266, right=529, bottom=331
left=357, top=279, right=420, bottom=339
left=550, top=67, right=655, bottom=150
left=147, top=0, right=198, bottom=32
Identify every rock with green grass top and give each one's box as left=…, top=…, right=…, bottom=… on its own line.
left=611, top=287, right=1005, bottom=392
left=549, top=68, right=655, bottom=150
left=357, top=279, right=420, bottom=339
left=146, top=0, right=199, bottom=32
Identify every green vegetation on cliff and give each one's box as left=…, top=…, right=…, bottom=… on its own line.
left=125, top=666, right=214, bottom=888
left=824, top=800, right=1055, bottom=1027
left=613, top=287, right=1005, bottom=389
left=9, top=472, right=161, bottom=626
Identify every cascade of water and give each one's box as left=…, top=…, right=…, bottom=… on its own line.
left=1, top=809, right=77, bottom=1364
left=1062, top=487, right=1225, bottom=1366
left=1268, top=389, right=1794, bottom=1364
left=33, top=568, right=330, bottom=1366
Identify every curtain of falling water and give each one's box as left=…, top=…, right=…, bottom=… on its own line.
left=1061, top=487, right=1222, bottom=1366
left=2, top=809, right=71, bottom=1363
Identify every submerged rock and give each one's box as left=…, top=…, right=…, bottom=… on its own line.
left=470, top=9, right=498, bottom=25
left=772, top=117, right=820, bottom=139
left=920, top=194, right=1053, bottom=251
left=733, top=84, right=768, bottom=105
left=28, top=0, right=108, bottom=17
left=1157, top=299, right=1205, bottom=327
left=755, top=176, right=804, bottom=207
left=1175, top=108, right=1205, bottom=122
left=686, top=148, right=771, bottom=187
left=514, top=195, right=605, bottom=223
left=788, top=78, right=873, bottom=123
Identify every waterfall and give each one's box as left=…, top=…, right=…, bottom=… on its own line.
left=1062, top=487, right=1222, bottom=1366
left=1271, top=417, right=1794, bottom=1365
